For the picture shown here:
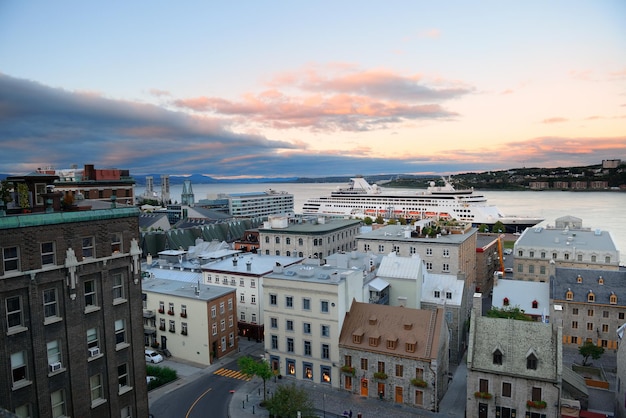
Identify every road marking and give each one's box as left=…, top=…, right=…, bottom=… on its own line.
left=213, top=368, right=252, bottom=381
left=185, top=387, right=212, bottom=418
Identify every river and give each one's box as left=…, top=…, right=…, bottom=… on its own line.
left=135, top=182, right=626, bottom=264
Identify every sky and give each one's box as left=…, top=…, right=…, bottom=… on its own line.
left=0, top=1, right=625, bottom=178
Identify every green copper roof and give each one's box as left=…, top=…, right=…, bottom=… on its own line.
left=0, top=207, right=140, bottom=230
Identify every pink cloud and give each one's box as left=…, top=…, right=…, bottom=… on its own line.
left=541, top=117, right=568, bottom=124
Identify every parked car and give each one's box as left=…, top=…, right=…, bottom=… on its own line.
left=146, top=376, right=157, bottom=384
left=145, top=349, right=163, bottom=363
left=503, top=248, right=513, bottom=255
left=504, top=267, right=514, bottom=273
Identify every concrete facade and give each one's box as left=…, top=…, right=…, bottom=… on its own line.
left=616, top=324, right=626, bottom=418
left=262, top=261, right=364, bottom=389
left=0, top=206, right=148, bottom=418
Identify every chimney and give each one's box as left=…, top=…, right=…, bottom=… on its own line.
left=246, top=259, right=252, bottom=272
left=473, top=292, right=483, bottom=317
left=233, top=256, right=238, bottom=266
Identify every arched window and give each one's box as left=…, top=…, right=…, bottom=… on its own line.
left=598, top=276, right=604, bottom=285
left=565, top=290, right=573, bottom=301
left=532, top=300, right=538, bottom=309
left=610, top=293, right=617, bottom=305
left=526, top=353, right=537, bottom=370
left=587, top=292, right=595, bottom=303
left=576, top=275, right=583, bottom=283
left=493, top=349, right=503, bottom=365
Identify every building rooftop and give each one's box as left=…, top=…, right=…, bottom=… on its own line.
left=258, top=218, right=361, bottom=234
left=515, top=224, right=618, bottom=253
left=356, top=224, right=476, bottom=244
left=264, top=262, right=360, bottom=285
left=421, top=273, right=464, bottom=306
left=376, top=252, right=423, bottom=280
left=202, top=253, right=304, bottom=276
left=0, top=206, right=139, bottom=229
left=551, top=267, right=626, bottom=305
left=339, top=301, right=445, bottom=360
left=141, top=277, right=234, bottom=301
left=491, top=278, right=551, bottom=317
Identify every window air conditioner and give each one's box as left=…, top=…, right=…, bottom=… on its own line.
left=49, top=362, right=62, bottom=372
left=88, top=347, right=100, bottom=357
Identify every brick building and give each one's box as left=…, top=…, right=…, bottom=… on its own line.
left=0, top=203, right=148, bottom=417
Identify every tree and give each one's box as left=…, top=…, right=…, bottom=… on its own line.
left=478, top=224, right=489, bottom=232
left=578, top=341, right=604, bottom=366
left=362, top=216, right=373, bottom=225
left=375, top=215, right=385, bottom=224
left=238, top=356, right=274, bottom=402
left=387, top=218, right=397, bottom=225
left=266, top=383, right=315, bottom=418
left=486, top=306, right=533, bottom=321
left=493, top=221, right=505, bottom=233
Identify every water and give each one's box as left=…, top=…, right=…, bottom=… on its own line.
left=135, top=183, right=626, bottom=263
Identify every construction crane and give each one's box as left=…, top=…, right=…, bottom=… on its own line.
left=496, top=235, right=505, bottom=278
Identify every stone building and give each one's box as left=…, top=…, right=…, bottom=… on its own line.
left=467, top=294, right=562, bottom=418
left=513, top=216, right=620, bottom=282
left=338, top=302, right=449, bottom=411
left=0, top=201, right=148, bottom=417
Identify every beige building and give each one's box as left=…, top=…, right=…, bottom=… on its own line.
left=355, top=223, right=477, bottom=302
left=467, top=294, right=562, bottom=418
left=262, top=260, right=364, bottom=389
left=258, top=215, right=361, bottom=260
left=513, top=216, right=620, bottom=282
left=338, top=302, right=449, bottom=411
left=142, top=278, right=237, bottom=365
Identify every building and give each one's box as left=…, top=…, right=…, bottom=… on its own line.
left=201, top=253, right=304, bottom=341
left=491, top=278, right=551, bottom=322
left=262, top=261, right=364, bottom=389
left=421, top=272, right=467, bottom=364
left=226, top=189, right=294, bottom=218
left=338, top=302, right=449, bottom=411
left=373, top=252, right=425, bottom=309
left=141, top=277, right=237, bottom=365
left=258, top=216, right=361, bottom=260
left=355, top=223, right=477, bottom=302
left=467, top=294, right=562, bottom=418
left=550, top=266, right=626, bottom=350
left=475, top=233, right=502, bottom=294
left=616, top=323, right=626, bottom=418
left=37, top=164, right=136, bottom=206
left=0, top=200, right=148, bottom=417
left=513, top=216, right=620, bottom=282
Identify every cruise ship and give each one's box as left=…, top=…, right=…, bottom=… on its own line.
left=302, top=177, right=543, bottom=232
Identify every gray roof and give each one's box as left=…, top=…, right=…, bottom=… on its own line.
left=258, top=218, right=361, bottom=234
left=376, top=253, right=423, bottom=280
left=265, top=263, right=359, bottom=285
left=551, top=267, right=626, bottom=306
left=141, top=277, right=235, bottom=301
left=356, top=224, right=476, bottom=244
left=515, top=224, right=617, bottom=253
left=203, top=254, right=304, bottom=276
left=421, top=273, right=464, bottom=306
left=492, top=279, right=551, bottom=316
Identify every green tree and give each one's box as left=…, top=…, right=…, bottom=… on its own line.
left=578, top=341, right=604, bottom=366
left=387, top=218, right=397, bottom=225
left=493, top=221, right=505, bottom=233
left=375, top=215, right=385, bottom=224
left=238, top=356, right=274, bottom=402
left=478, top=224, right=489, bottom=232
left=486, top=306, right=533, bottom=321
left=266, top=383, right=315, bottom=418
left=363, top=216, right=373, bottom=225
left=0, top=179, right=13, bottom=206
left=398, top=217, right=407, bottom=225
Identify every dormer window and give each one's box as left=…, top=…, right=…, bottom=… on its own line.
left=587, top=292, right=595, bottom=303
left=576, top=275, right=583, bottom=283
left=386, top=338, right=397, bottom=350
left=503, top=297, right=509, bottom=306
left=369, top=336, right=379, bottom=347
left=493, top=349, right=503, bottom=365
left=445, top=291, right=452, bottom=299
left=352, top=329, right=363, bottom=344
left=610, top=293, right=617, bottom=305
left=405, top=342, right=416, bottom=353
left=532, top=300, right=538, bottom=309
left=598, top=276, right=604, bottom=285
left=433, top=290, right=440, bottom=298
left=566, top=289, right=573, bottom=301
left=526, top=353, right=538, bottom=370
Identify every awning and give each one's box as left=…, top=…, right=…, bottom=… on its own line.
left=368, top=278, right=390, bottom=292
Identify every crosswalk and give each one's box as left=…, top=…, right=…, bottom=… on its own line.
left=213, top=368, right=252, bottom=381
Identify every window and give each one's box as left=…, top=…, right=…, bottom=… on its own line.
left=6, top=295, right=24, bottom=330
left=588, top=309, right=594, bottom=317
left=406, top=342, right=415, bottom=353
left=118, top=363, right=129, bottom=389
left=111, top=233, right=122, bottom=254
left=271, top=335, right=278, bottom=349
left=531, top=387, right=542, bottom=402
left=115, top=319, right=126, bottom=346
left=426, top=248, right=432, bottom=256
left=285, top=296, right=293, bottom=308
left=47, top=340, right=61, bottom=367
left=415, top=390, right=423, bottom=406
left=321, top=300, right=329, bottom=313
left=605, top=256, right=611, bottom=263
left=540, top=265, right=546, bottom=274
left=602, top=324, right=608, bottom=333
left=90, top=374, right=104, bottom=404
left=87, top=327, right=99, bottom=350
left=377, top=361, right=385, bottom=373
left=302, top=298, right=311, bottom=310
left=321, top=366, right=331, bottom=383
left=577, top=254, right=583, bottom=262
left=532, top=300, right=538, bottom=309
left=229, top=315, right=233, bottom=327
left=41, top=242, right=56, bottom=266
left=271, top=317, right=278, bottom=328
left=286, top=320, right=293, bottom=331
left=43, top=288, right=59, bottom=320
left=220, top=302, right=225, bottom=314
left=321, top=344, right=329, bottom=359
left=220, top=319, right=226, bottom=331
left=572, top=308, right=578, bottom=315
left=240, top=312, right=245, bottom=322
left=442, top=263, right=450, bottom=272
left=591, top=255, right=597, bottom=262
left=298, top=238, right=303, bottom=246
left=286, top=237, right=291, bottom=245
left=240, top=294, right=245, bottom=303
left=169, top=320, right=176, bottom=333
left=120, top=406, right=132, bottom=418
left=572, top=321, right=578, bottom=329
left=586, top=322, right=594, bottom=331
left=181, top=305, right=187, bottom=317
left=493, top=349, right=503, bottom=365
left=434, top=290, right=440, bottom=298
left=287, top=359, right=295, bottom=376
left=566, top=290, right=573, bottom=300
left=529, top=251, right=534, bottom=258
left=321, top=325, right=330, bottom=337
left=82, top=237, right=95, bottom=258
left=344, top=355, right=352, bottom=367
left=251, top=313, right=257, bottom=323
left=251, top=294, right=256, bottom=304
left=84, top=279, right=98, bottom=309
left=239, top=278, right=245, bottom=287
left=517, top=264, right=523, bottom=273
left=610, top=294, right=618, bottom=304
left=275, top=236, right=280, bottom=244
left=443, top=249, right=449, bottom=257
left=159, top=318, right=165, bottom=330
left=251, top=279, right=256, bottom=288
left=304, top=340, right=311, bottom=356
left=228, top=298, right=233, bottom=311
left=426, top=262, right=432, bottom=270
left=303, top=322, right=311, bottom=334
left=620, top=312, right=625, bottom=320
left=528, top=265, right=534, bottom=274
left=603, top=310, right=609, bottom=318
left=395, top=364, right=403, bottom=377
left=212, top=323, right=217, bottom=335
left=479, top=378, right=488, bottom=393
left=11, top=351, right=28, bottom=386
left=361, top=358, right=368, bottom=370
left=287, top=338, right=294, bottom=353
left=588, top=292, right=595, bottom=302
left=378, top=244, right=385, bottom=252
left=270, top=294, right=277, bottom=306
left=446, top=291, right=452, bottom=299
left=14, top=404, right=31, bottom=418
left=182, top=322, right=188, bottom=335
left=3, top=246, right=20, bottom=271
left=112, top=273, right=125, bottom=301
left=571, top=336, right=578, bottom=344
left=211, top=306, right=216, bottom=318
left=501, top=382, right=511, bottom=397
left=51, top=390, right=66, bottom=418
left=304, top=363, right=313, bottom=380
left=526, top=353, right=537, bottom=370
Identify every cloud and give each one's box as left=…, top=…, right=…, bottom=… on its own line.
left=540, top=117, right=568, bottom=124
left=171, top=66, right=471, bottom=132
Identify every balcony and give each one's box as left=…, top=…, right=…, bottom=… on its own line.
left=143, top=310, right=156, bottom=319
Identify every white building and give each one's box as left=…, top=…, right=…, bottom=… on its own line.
left=373, top=252, right=425, bottom=308
left=262, top=261, right=364, bottom=389
left=491, top=278, right=551, bottom=322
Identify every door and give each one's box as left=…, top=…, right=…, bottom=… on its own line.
left=377, top=382, right=385, bottom=399
left=160, top=335, right=167, bottom=350
left=478, top=402, right=488, bottom=418
left=360, top=378, right=368, bottom=396
left=395, top=386, right=403, bottom=403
